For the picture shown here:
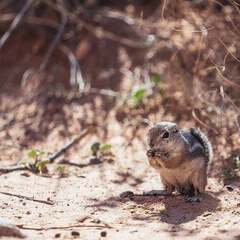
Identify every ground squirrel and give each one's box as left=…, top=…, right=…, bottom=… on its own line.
left=146, top=122, right=213, bottom=201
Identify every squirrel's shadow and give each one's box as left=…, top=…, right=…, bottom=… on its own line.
left=89, top=192, right=220, bottom=224
left=132, top=193, right=220, bottom=224
left=158, top=194, right=219, bottom=224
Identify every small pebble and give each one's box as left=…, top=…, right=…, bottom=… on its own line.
left=21, top=173, right=30, bottom=177
left=226, top=186, right=234, bottom=192
left=0, top=217, right=25, bottom=238
left=71, top=231, right=80, bottom=237
left=203, top=212, right=212, bottom=217
left=119, top=191, right=134, bottom=198
left=100, top=231, right=107, bottom=237
left=55, top=233, right=61, bottom=238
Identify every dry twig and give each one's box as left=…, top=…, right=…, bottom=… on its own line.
left=39, top=10, right=67, bottom=71
left=49, top=128, right=90, bottom=163
left=0, top=117, right=15, bottom=132
left=0, top=191, right=54, bottom=205
left=0, top=0, right=33, bottom=50
left=0, top=128, right=91, bottom=174
left=17, top=223, right=111, bottom=230
left=0, top=165, right=29, bottom=174
left=192, top=110, right=218, bottom=134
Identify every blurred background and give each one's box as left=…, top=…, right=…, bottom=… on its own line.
left=0, top=0, right=240, bottom=180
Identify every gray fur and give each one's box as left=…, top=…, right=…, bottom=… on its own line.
left=180, top=130, right=206, bottom=159
left=189, top=128, right=213, bottom=162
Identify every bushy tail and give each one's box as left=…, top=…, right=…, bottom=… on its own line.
left=190, top=128, right=213, bottom=163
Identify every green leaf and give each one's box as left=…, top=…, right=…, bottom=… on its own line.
left=35, top=160, right=49, bottom=173
left=27, top=149, right=45, bottom=159
left=151, top=73, right=162, bottom=85
left=100, top=143, right=112, bottom=152
left=56, top=164, right=69, bottom=176
left=28, top=149, right=38, bottom=158
left=91, top=142, right=100, bottom=156
left=131, top=86, right=146, bottom=105
left=56, top=164, right=66, bottom=172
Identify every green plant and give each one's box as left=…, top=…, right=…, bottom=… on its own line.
left=100, top=143, right=112, bottom=153
left=130, top=86, right=146, bottom=106
left=22, top=149, right=49, bottom=174
left=151, top=73, right=162, bottom=85
left=35, top=160, right=49, bottom=174
left=56, top=164, right=69, bottom=177
left=90, top=142, right=113, bottom=157
left=91, top=142, right=100, bottom=156
left=27, top=149, right=45, bottom=159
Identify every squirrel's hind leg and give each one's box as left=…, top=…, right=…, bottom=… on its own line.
left=178, top=184, right=195, bottom=196
left=185, top=163, right=207, bottom=202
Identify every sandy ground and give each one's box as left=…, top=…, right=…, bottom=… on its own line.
left=0, top=130, right=239, bottom=240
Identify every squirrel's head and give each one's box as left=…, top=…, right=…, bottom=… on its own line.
left=148, top=121, right=182, bottom=152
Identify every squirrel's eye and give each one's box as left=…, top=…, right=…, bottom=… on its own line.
left=162, top=131, right=169, bottom=139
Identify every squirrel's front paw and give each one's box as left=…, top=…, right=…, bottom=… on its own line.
left=147, top=149, right=155, bottom=157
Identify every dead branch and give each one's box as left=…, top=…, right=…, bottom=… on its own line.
left=0, top=113, right=38, bottom=134
left=0, top=14, right=59, bottom=30
left=60, top=45, right=85, bottom=92
left=17, top=223, right=111, bottom=230
left=0, top=117, right=15, bottom=132
left=0, top=128, right=91, bottom=174
left=192, top=110, right=218, bottom=134
left=0, top=0, right=33, bottom=50
left=0, top=191, right=54, bottom=205
left=216, top=67, right=240, bottom=90
left=87, top=88, right=120, bottom=97
left=43, top=0, right=154, bottom=49
left=0, top=165, right=29, bottom=174
left=39, top=10, right=67, bottom=71
left=49, top=128, right=90, bottom=163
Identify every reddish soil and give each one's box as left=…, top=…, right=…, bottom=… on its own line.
left=0, top=1, right=240, bottom=239
left=0, top=92, right=239, bottom=240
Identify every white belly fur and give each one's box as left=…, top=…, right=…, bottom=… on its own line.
left=159, top=158, right=204, bottom=186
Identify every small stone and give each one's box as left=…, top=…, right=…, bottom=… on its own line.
left=100, top=231, right=107, bottom=237
left=0, top=217, right=25, bottom=238
left=119, top=191, right=134, bottom=198
left=226, top=186, right=234, bottom=192
left=55, top=233, right=61, bottom=238
left=21, top=172, right=30, bottom=177
left=203, top=212, right=212, bottom=217
left=71, top=231, right=80, bottom=237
